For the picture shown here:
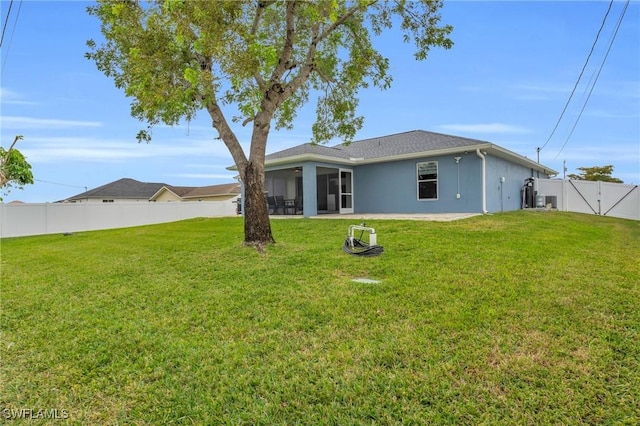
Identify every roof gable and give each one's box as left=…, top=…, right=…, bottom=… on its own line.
left=149, top=182, right=241, bottom=201
left=163, top=186, right=197, bottom=197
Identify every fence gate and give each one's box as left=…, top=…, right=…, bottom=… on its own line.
left=535, top=178, right=639, bottom=221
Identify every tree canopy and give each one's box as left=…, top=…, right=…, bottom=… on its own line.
left=86, top=0, right=453, bottom=245
left=1, top=135, right=34, bottom=200
left=567, top=165, right=623, bottom=183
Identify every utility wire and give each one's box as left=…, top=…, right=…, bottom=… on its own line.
left=0, top=0, right=14, bottom=48
left=1, top=0, right=22, bottom=73
left=554, top=0, right=630, bottom=159
left=539, top=0, right=614, bottom=152
left=35, top=179, right=87, bottom=190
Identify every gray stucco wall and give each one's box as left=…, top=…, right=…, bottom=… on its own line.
left=483, top=155, right=552, bottom=212
left=353, top=153, right=483, bottom=213
left=265, top=154, right=551, bottom=216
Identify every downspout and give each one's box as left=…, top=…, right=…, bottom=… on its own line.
left=476, top=149, right=488, bottom=214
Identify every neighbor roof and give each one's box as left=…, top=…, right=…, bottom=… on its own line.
left=151, top=183, right=241, bottom=200
left=259, top=130, right=558, bottom=175
left=179, top=183, right=241, bottom=199
left=65, top=178, right=167, bottom=201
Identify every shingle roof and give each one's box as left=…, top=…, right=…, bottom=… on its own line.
left=66, top=178, right=241, bottom=202
left=180, top=183, right=241, bottom=198
left=266, top=142, right=354, bottom=161
left=262, top=129, right=558, bottom=175
left=337, top=130, right=489, bottom=159
left=162, top=185, right=197, bottom=197
left=149, top=182, right=241, bottom=200
left=265, top=130, right=488, bottom=163
left=66, top=178, right=167, bottom=201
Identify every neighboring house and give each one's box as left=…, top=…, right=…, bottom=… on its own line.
left=65, top=178, right=166, bottom=203
left=64, top=178, right=241, bottom=205
left=150, top=183, right=241, bottom=202
left=237, top=130, right=558, bottom=216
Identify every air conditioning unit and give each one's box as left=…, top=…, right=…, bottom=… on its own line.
left=545, top=196, right=557, bottom=209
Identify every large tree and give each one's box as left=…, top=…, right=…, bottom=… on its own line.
left=0, top=135, right=34, bottom=199
left=86, top=0, right=453, bottom=246
left=567, top=165, right=623, bottom=183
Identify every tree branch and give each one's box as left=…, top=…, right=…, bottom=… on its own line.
left=205, top=102, right=247, bottom=171
left=279, top=2, right=373, bottom=102
left=268, top=0, right=297, bottom=85
left=278, top=20, right=320, bottom=101
left=3, top=135, right=23, bottom=164
left=254, top=72, right=266, bottom=92
left=250, top=0, right=273, bottom=35
left=250, top=1, right=271, bottom=91
left=316, top=1, right=375, bottom=46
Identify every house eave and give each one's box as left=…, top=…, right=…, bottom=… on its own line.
left=355, top=144, right=493, bottom=166
left=66, top=195, right=151, bottom=201
left=488, top=145, right=559, bottom=175
left=181, top=193, right=238, bottom=199
left=225, top=154, right=358, bottom=171
left=269, top=153, right=358, bottom=167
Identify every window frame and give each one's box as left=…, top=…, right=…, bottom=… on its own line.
left=416, top=161, right=439, bottom=201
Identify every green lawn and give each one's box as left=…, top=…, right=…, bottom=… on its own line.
left=1, top=211, right=639, bottom=424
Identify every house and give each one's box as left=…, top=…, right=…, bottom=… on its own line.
left=150, top=183, right=241, bottom=202
left=64, top=178, right=167, bottom=203
left=244, top=130, right=558, bottom=216
left=64, top=178, right=241, bottom=205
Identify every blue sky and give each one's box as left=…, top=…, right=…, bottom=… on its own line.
left=1, top=1, right=638, bottom=203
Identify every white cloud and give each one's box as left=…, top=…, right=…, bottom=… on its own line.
left=438, top=123, right=530, bottom=134
left=1, top=116, right=102, bottom=129
left=0, top=88, right=38, bottom=105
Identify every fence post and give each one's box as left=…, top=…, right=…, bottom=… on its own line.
left=597, top=181, right=602, bottom=215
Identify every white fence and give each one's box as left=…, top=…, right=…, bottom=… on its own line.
left=0, top=201, right=238, bottom=238
left=535, top=178, right=639, bottom=221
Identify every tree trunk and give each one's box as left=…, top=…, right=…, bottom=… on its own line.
left=242, top=159, right=275, bottom=247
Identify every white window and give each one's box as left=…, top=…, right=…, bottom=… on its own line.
left=417, top=161, right=438, bottom=200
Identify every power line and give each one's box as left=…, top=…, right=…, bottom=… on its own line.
left=1, top=0, right=22, bottom=73
left=554, top=0, right=630, bottom=159
left=35, top=179, right=87, bottom=191
left=0, top=0, right=14, bottom=48
left=539, top=0, right=614, bottom=153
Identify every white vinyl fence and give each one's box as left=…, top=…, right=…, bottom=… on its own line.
left=0, top=201, right=238, bottom=238
left=535, top=178, right=639, bottom=221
